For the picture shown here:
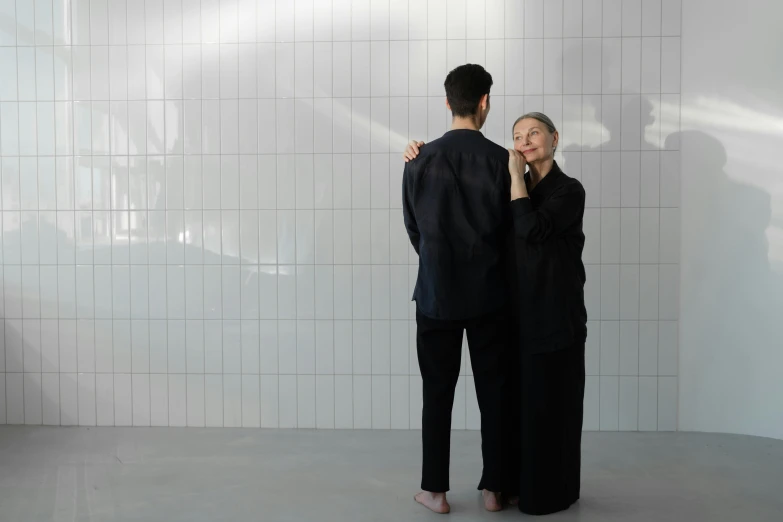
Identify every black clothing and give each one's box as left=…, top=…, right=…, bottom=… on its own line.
left=403, top=129, right=511, bottom=321
left=508, top=161, right=587, bottom=354
left=514, top=343, right=586, bottom=515
left=505, top=162, right=588, bottom=515
left=416, top=308, right=509, bottom=493
left=403, top=128, right=512, bottom=494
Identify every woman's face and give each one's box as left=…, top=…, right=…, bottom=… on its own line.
left=513, top=118, right=558, bottom=163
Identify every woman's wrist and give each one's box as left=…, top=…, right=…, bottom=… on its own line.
left=510, top=175, right=528, bottom=200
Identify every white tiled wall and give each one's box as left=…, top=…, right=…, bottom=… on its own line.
left=0, top=0, right=680, bottom=431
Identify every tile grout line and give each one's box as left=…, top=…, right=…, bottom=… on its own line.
left=638, top=0, right=646, bottom=432
left=252, top=0, right=261, bottom=430
left=0, top=2, right=4, bottom=421
left=234, top=0, right=241, bottom=430
left=34, top=10, right=43, bottom=426
left=656, top=0, right=664, bottom=432
left=198, top=0, right=207, bottom=429
left=15, top=0, right=26, bottom=427
left=388, top=2, right=392, bottom=430
left=143, top=0, right=152, bottom=429
left=311, top=0, right=317, bottom=431
left=618, top=0, right=624, bottom=432
left=70, top=0, right=77, bottom=428
left=293, top=0, right=298, bottom=431
left=350, top=0, right=353, bottom=430
left=106, top=0, right=116, bottom=430
left=273, top=0, right=280, bottom=430
left=331, top=6, right=336, bottom=431
left=596, top=0, right=603, bottom=433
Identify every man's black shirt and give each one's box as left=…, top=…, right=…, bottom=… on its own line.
left=402, top=129, right=511, bottom=321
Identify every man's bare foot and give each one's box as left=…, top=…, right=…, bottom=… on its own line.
left=482, top=489, right=503, bottom=512
left=415, top=491, right=450, bottom=514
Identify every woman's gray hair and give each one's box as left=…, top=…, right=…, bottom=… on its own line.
left=511, top=112, right=558, bottom=154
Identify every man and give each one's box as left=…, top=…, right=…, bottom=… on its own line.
left=402, top=64, right=512, bottom=514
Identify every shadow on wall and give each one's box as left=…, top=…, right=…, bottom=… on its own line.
left=679, top=129, right=783, bottom=438
left=561, top=96, right=663, bottom=197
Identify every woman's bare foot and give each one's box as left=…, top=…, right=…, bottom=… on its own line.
left=415, top=491, right=450, bottom=514
left=482, top=489, right=503, bottom=512
left=507, top=495, right=520, bottom=506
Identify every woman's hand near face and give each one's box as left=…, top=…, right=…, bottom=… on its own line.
left=403, top=140, right=425, bottom=162
left=508, top=149, right=529, bottom=201
left=508, top=148, right=526, bottom=178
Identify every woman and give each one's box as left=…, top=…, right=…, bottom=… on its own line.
left=403, top=113, right=587, bottom=515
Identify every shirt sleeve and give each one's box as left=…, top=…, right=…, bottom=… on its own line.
left=510, top=182, right=585, bottom=243
left=402, top=161, right=420, bottom=254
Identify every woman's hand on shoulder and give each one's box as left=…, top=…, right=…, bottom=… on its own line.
left=403, top=140, right=425, bottom=162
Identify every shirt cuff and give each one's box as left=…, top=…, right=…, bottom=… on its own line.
left=510, top=197, right=534, bottom=216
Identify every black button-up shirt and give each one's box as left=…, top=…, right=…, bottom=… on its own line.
left=510, top=162, right=588, bottom=353
left=403, top=129, right=511, bottom=321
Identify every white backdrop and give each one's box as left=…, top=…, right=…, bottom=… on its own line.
left=679, top=0, right=783, bottom=440
left=0, top=0, right=681, bottom=431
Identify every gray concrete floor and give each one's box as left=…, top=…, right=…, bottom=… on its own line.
left=0, top=427, right=782, bottom=521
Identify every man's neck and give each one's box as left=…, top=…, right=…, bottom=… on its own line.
left=451, top=115, right=481, bottom=131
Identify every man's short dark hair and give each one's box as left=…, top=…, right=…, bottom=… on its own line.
left=444, top=64, right=493, bottom=118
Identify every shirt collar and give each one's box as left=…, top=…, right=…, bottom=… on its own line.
left=524, top=161, right=564, bottom=199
